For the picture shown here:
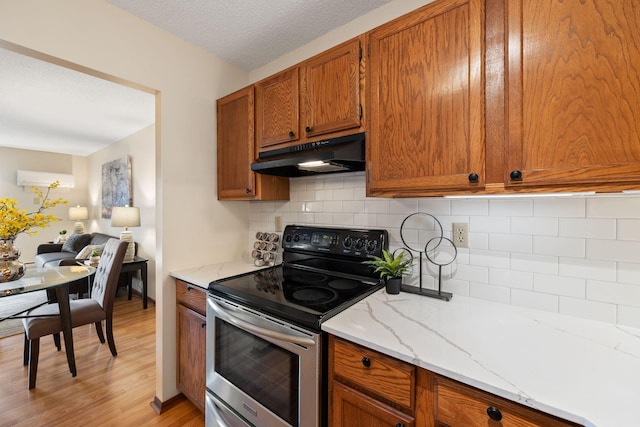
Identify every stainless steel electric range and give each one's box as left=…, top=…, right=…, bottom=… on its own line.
left=205, top=225, right=388, bottom=427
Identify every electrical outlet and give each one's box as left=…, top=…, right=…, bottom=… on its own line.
left=453, top=222, right=469, bottom=248
left=274, top=216, right=283, bottom=232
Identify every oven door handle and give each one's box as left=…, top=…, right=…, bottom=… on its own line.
left=210, top=300, right=316, bottom=347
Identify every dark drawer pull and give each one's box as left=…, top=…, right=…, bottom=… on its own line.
left=201, top=322, right=206, bottom=328
left=395, top=424, right=405, bottom=427
left=187, top=286, right=193, bottom=291
left=487, top=406, right=502, bottom=421
left=361, top=356, right=371, bottom=367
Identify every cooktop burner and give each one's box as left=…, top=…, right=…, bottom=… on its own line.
left=209, top=225, right=388, bottom=331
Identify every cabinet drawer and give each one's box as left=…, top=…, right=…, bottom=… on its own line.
left=176, top=279, right=207, bottom=316
left=332, top=336, right=415, bottom=411
left=435, top=376, right=580, bottom=427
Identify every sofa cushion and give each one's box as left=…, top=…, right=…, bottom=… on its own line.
left=88, top=233, right=115, bottom=246
left=61, top=233, right=92, bottom=254
left=35, top=252, right=76, bottom=268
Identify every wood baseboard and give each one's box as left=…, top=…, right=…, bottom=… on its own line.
left=150, top=393, right=188, bottom=414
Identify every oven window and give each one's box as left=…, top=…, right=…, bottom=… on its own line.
left=215, top=318, right=299, bottom=426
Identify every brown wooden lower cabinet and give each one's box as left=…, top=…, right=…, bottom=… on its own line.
left=329, top=335, right=581, bottom=427
left=176, top=279, right=207, bottom=412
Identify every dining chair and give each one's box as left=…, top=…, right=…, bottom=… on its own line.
left=21, top=238, right=127, bottom=389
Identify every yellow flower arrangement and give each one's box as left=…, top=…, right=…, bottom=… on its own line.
left=0, top=182, right=68, bottom=240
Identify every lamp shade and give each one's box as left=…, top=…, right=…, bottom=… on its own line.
left=110, top=206, right=140, bottom=228
left=68, top=205, right=88, bottom=221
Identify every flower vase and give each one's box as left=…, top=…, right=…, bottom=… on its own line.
left=0, top=238, right=26, bottom=282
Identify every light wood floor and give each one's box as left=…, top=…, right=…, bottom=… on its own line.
left=0, top=294, right=204, bottom=427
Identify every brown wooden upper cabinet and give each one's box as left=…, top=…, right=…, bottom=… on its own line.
left=504, top=0, right=640, bottom=190
left=217, top=86, right=289, bottom=201
left=367, top=0, right=485, bottom=197
left=256, top=36, right=364, bottom=152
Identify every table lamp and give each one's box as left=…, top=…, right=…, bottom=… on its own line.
left=110, top=206, right=140, bottom=263
left=68, top=205, right=89, bottom=234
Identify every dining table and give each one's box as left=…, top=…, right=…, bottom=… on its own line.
left=0, top=265, right=96, bottom=378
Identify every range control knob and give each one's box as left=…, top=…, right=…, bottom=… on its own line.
left=366, top=240, right=378, bottom=253
left=343, top=236, right=353, bottom=248
left=293, top=234, right=300, bottom=242
left=284, top=234, right=292, bottom=242
left=355, top=239, right=364, bottom=250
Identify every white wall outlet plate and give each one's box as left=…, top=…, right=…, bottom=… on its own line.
left=453, top=222, right=469, bottom=248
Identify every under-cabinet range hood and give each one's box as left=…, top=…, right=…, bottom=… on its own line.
left=251, top=132, right=365, bottom=177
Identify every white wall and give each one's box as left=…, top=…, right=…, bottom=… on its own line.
left=0, top=0, right=250, bottom=404
left=0, top=147, right=88, bottom=261
left=250, top=174, right=640, bottom=329
left=87, top=125, right=156, bottom=299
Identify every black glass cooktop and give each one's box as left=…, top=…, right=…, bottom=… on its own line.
left=208, top=264, right=383, bottom=331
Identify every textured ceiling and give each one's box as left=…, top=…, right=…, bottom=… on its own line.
left=0, top=47, right=155, bottom=156
left=2, top=0, right=392, bottom=156
left=106, top=0, right=392, bottom=71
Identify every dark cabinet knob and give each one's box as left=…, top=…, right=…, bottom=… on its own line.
left=201, top=322, right=206, bottom=328
left=246, top=188, right=251, bottom=194
left=361, top=356, right=371, bottom=367
left=395, top=424, right=405, bottom=427
left=187, top=286, right=193, bottom=291
left=288, top=131, right=295, bottom=138
left=468, top=172, right=479, bottom=182
left=510, top=170, right=523, bottom=180
left=305, top=126, right=312, bottom=133
left=486, top=406, right=503, bottom=421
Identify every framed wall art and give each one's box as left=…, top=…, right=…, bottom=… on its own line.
left=101, top=156, right=132, bottom=219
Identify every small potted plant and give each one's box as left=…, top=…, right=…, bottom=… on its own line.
left=90, top=249, right=100, bottom=265
left=55, top=229, right=68, bottom=243
left=363, top=249, right=413, bottom=294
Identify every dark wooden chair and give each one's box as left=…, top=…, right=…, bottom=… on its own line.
left=21, top=238, right=127, bottom=389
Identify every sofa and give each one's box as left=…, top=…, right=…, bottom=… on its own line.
left=34, top=232, right=118, bottom=268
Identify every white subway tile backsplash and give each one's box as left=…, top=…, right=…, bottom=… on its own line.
left=587, top=196, right=640, bottom=218
left=489, top=234, right=533, bottom=253
left=618, top=262, right=640, bottom=285
left=558, top=257, right=616, bottom=281
left=489, top=199, right=533, bottom=216
left=511, top=289, right=559, bottom=312
left=587, top=280, right=640, bottom=307
left=586, top=239, right=640, bottom=263
left=511, top=253, right=559, bottom=275
left=533, top=274, right=585, bottom=298
left=489, top=268, right=533, bottom=290
left=617, top=305, right=640, bottom=329
left=534, top=197, right=585, bottom=217
left=511, top=217, right=559, bottom=236
left=559, top=297, right=617, bottom=323
left=470, top=216, right=511, bottom=233
left=364, top=199, right=390, bottom=214
left=322, top=201, right=342, bottom=212
left=617, top=219, right=640, bottom=241
left=469, top=282, right=510, bottom=304
left=533, top=236, right=585, bottom=258
left=250, top=176, right=640, bottom=327
left=451, top=199, right=489, bottom=216
left=559, top=218, right=616, bottom=239
left=333, top=188, right=355, bottom=201
left=470, top=249, right=510, bottom=269
left=452, top=264, right=489, bottom=283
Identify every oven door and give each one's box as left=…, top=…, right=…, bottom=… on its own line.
left=206, top=294, right=321, bottom=427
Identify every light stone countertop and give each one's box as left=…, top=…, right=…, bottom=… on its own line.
left=322, top=289, right=640, bottom=427
left=170, top=260, right=270, bottom=289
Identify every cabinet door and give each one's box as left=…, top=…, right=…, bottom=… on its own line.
left=332, top=382, right=415, bottom=427
left=217, top=86, right=256, bottom=199
left=176, top=304, right=206, bottom=412
left=505, top=0, right=640, bottom=189
left=301, top=37, right=363, bottom=138
left=367, top=0, right=485, bottom=196
left=256, top=68, right=299, bottom=149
